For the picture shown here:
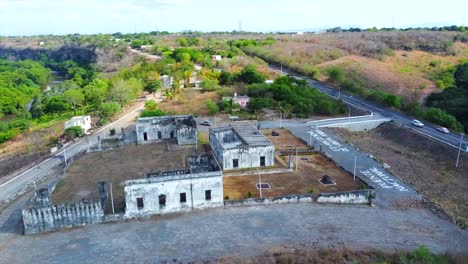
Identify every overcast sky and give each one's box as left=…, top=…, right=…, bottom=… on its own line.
left=0, top=0, right=466, bottom=35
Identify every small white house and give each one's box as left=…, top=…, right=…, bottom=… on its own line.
left=64, top=116, right=91, bottom=134
left=212, top=55, right=222, bottom=61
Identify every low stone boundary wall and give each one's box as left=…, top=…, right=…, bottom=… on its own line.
left=225, top=194, right=313, bottom=207
left=224, top=168, right=293, bottom=177
left=22, top=201, right=104, bottom=235
left=316, top=190, right=375, bottom=204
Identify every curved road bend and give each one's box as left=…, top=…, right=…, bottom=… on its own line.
left=269, top=64, right=468, bottom=149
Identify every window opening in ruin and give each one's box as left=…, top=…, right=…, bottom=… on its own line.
left=260, top=156, right=265, bottom=167
left=170, top=131, right=174, bottom=138
left=205, top=190, right=211, bottom=200
left=180, top=192, right=187, bottom=203
left=233, top=159, right=239, bottom=168
left=143, top=132, right=148, bottom=141
left=158, top=131, right=162, bottom=139
left=137, top=197, right=144, bottom=209
left=159, top=194, right=166, bottom=207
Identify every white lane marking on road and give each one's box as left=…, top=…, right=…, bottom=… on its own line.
left=308, top=130, right=349, bottom=152
left=360, top=167, right=408, bottom=192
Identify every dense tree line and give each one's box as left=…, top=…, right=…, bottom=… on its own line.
left=246, top=75, right=346, bottom=118
left=427, top=63, right=468, bottom=132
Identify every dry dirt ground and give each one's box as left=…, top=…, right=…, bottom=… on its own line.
left=330, top=122, right=468, bottom=228
left=52, top=143, right=197, bottom=213
left=263, top=128, right=310, bottom=150
left=223, top=154, right=362, bottom=200
left=158, top=89, right=220, bottom=115
left=223, top=129, right=362, bottom=200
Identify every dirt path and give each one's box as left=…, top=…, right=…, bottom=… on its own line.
left=0, top=203, right=466, bottom=263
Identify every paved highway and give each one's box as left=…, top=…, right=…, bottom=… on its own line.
left=269, top=64, right=468, bottom=150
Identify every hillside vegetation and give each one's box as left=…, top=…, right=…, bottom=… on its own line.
left=241, top=31, right=468, bottom=130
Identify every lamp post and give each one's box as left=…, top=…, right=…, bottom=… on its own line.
left=456, top=133, right=465, bottom=168
left=257, top=169, right=262, bottom=198
left=353, top=155, right=357, bottom=181
left=280, top=111, right=282, bottom=129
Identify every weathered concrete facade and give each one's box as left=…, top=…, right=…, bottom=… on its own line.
left=22, top=188, right=104, bottom=235
left=209, top=125, right=275, bottom=170
left=124, top=154, right=223, bottom=218
left=136, top=115, right=197, bottom=145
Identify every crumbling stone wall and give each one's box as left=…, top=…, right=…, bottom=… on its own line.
left=224, top=194, right=313, bottom=206
left=316, top=190, right=375, bottom=204
left=22, top=201, right=104, bottom=235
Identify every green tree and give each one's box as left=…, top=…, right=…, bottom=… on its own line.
left=219, top=71, right=234, bottom=85
left=99, top=102, right=121, bottom=121
left=454, top=63, right=468, bottom=88
left=84, top=79, right=109, bottom=106
left=205, top=99, right=219, bottom=114
left=236, top=66, right=265, bottom=84
left=44, top=96, right=70, bottom=114
left=62, top=89, right=85, bottom=109
left=326, top=66, right=345, bottom=84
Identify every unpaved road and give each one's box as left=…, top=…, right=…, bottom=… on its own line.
left=0, top=203, right=467, bottom=263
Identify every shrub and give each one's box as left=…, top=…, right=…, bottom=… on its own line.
left=65, top=126, right=83, bottom=139
left=201, top=79, right=220, bottom=91
left=99, top=102, right=121, bottom=120
left=140, top=109, right=166, bottom=117
left=326, top=66, right=345, bottom=83
left=425, top=107, right=463, bottom=131
left=247, top=192, right=252, bottom=198
left=205, top=99, right=219, bottom=114
left=109, top=128, right=116, bottom=136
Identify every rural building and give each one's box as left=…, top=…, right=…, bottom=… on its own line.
left=160, top=75, right=173, bottom=88
left=136, top=115, right=197, bottom=145
left=222, top=93, right=250, bottom=108
left=209, top=125, right=275, bottom=170
left=211, top=55, right=222, bottom=61
left=64, top=116, right=92, bottom=134
left=123, top=154, right=223, bottom=218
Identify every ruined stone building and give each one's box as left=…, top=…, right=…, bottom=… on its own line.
left=209, top=125, right=275, bottom=170
left=123, top=154, right=223, bottom=218
left=136, top=115, right=197, bottom=145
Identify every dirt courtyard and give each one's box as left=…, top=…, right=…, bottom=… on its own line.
left=262, top=128, right=310, bottom=150
left=224, top=154, right=363, bottom=200
left=52, top=143, right=197, bottom=213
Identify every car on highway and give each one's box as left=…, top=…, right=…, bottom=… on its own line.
left=436, top=127, right=449, bottom=134
left=200, top=120, right=212, bottom=126
left=411, top=119, right=424, bottom=128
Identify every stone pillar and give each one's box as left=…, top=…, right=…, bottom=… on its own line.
left=98, top=136, right=102, bottom=151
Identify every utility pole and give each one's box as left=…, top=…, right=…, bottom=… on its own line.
left=257, top=169, right=262, bottom=198
left=309, top=132, right=312, bottom=148
left=280, top=111, right=282, bottom=129
left=110, top=182, right=115, bottom=214
left=348, top=105, right=351, bottom=123
left=353, top=155, right=357, bottom=181
left=456, top=133, right=464, bottom=168
left=62, top=139, right=68, bottom=171
left=295, top=147, right=298, bottom=172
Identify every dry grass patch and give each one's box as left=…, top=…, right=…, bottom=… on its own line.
left=159, top=89, right=220, bottom=115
